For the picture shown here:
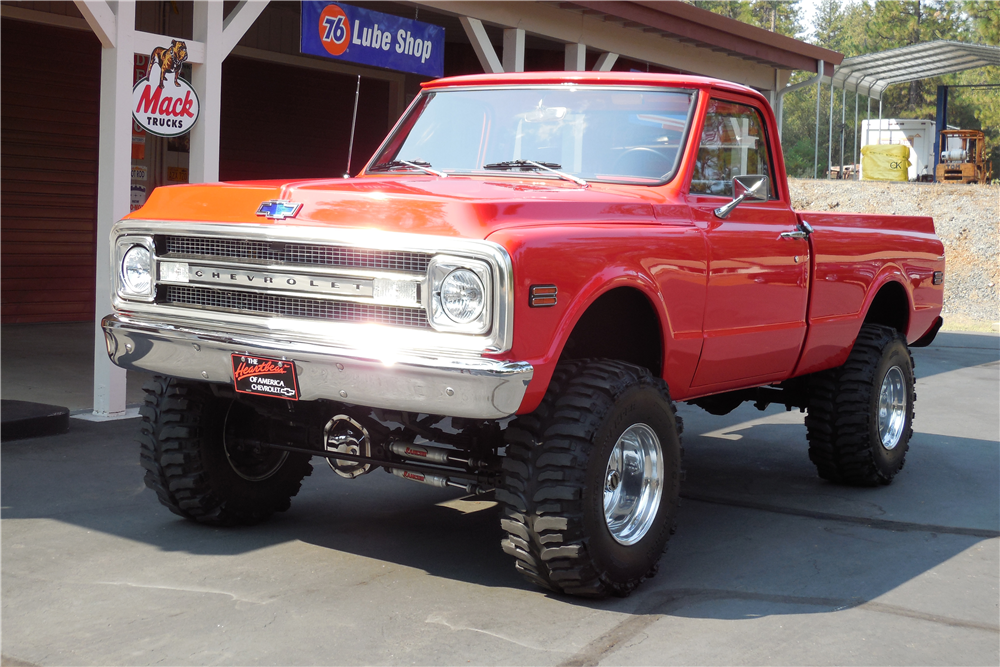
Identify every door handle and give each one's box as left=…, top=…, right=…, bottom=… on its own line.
left=779, top=230, right=808, bottom=240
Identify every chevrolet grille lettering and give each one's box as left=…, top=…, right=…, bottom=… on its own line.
left=179, top=264, right=375, bottom=298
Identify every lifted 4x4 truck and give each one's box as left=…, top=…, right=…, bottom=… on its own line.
left=104, top=72, right=945, bottom=598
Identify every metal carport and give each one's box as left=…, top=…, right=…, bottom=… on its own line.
left=824, top=40, right=1000, bottom=179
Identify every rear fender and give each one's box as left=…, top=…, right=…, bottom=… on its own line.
left=794, top=264, right=912, bottom=377
left=861, top=265, right=914, bottom=335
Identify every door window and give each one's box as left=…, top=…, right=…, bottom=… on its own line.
left=690, top=99, right=774, bottom=198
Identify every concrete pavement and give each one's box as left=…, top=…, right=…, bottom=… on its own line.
left=1, top=331, right=997, bottom=665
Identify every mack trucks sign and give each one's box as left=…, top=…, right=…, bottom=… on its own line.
left=300, top=2, right=444, bottom=78
left=132, top=40, right=200, bottom=138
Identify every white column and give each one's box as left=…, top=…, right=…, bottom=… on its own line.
left=813, top=61, right=823, bottom=179
left=564, top=42, right=585, bottom=71
left=827, top=71, right=835, bottom=179
left=502, top=28, right=524, bottom=73
left=190, top=1, right=224, bottom=183
left=90, top=0, right=135, bottom=418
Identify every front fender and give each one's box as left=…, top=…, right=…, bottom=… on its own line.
left=487, top=223, right=707, bottom=413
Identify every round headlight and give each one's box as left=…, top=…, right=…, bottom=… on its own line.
left=440, top=268, right=485, bottom=323
left=121, top=245, right=151, bottom=294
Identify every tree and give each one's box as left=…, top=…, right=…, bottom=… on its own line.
left=963, top=1, right=1000, bottom=45
left=690, top=0, right=802, bottom=36
left=692, top=0, right=999, bottom=179
left=813, top=0, right=847, bottom=51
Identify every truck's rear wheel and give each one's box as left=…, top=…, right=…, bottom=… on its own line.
left=139, top=376, right=312, bottom=525
left=805, top=324, right=915, bottom=486
left=498, top=360, right=682, bottom=598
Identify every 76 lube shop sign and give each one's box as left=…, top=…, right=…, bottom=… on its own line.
left=301, top=2, right=444, bottom=77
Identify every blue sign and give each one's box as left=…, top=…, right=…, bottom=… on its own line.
left=301, top=2, right=444, bottom=78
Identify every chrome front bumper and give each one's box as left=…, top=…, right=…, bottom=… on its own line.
left=102, top=314, right=533, bottom=419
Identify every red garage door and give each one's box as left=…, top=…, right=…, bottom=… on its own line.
left=1, top=20, right=102, bottom=323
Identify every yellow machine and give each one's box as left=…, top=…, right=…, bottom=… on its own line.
left=936, top=129, right=992, bottom=184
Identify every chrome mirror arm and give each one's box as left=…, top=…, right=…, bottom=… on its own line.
left=714, top=193, right=747, bottom=219
left=713, top=175, right=768, bottom=220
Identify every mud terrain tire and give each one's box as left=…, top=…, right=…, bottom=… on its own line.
left=805, top=324, right=915, bottom=486
left=139, top=376, right=312, bottom=525
left=498, top=360, right=682, bottom=598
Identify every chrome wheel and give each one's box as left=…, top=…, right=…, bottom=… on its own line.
left=604, top=423, right=663, bottom=545
left=878, top=366, right=907, bottom=450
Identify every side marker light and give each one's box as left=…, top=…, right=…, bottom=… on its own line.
left=529, top=285, right=558, bottom=308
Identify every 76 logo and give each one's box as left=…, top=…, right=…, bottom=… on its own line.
left=323, top=15, right=347, bottom=43
left=318, top=4, right=351, bottom=56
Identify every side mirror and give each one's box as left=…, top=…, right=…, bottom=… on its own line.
left=714, top=174, right=769, bottom=219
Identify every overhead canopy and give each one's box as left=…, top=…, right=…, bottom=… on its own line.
left=830, top=40, right=1000, bottom=99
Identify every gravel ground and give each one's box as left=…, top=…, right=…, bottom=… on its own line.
left=789, top=178, right=1000, bottom=331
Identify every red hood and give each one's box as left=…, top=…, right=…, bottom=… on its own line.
left=129, top=175, right=675, bottom=240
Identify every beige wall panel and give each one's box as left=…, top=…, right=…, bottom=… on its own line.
left=416, top=1, right=778, bottom=89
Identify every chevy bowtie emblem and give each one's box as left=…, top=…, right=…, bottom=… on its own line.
left=256, top=200, right=302, bottom=220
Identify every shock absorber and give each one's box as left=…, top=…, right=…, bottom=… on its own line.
left=388, top=468, right=480, bottom=494
left=388, top=441, right=485, bottom=468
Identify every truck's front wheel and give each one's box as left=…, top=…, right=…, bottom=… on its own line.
left=805, top=324, right=915, bottom=486
left=139, top=376, right=312, bottom=525
left=498, top=360, right=682, bottom=597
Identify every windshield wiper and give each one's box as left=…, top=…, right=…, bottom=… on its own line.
left=369, top=159, right=447, bottom=178
left=482, top=159, right=587, bottom=187
left=484, top=160, right=563, bottom=170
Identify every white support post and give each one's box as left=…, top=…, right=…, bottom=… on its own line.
left=593, top=52, right=618, bottom=71
left=190, top=1, right=224, bottom=184
left=502, top=28, right=524, bottom=73
left=459, top=17, right=503, bottom=74
left=853, top=91, right=859, bottom=177
left=90, top=0, right=134, bottom=418
left=839, top=85, right=846, bottom=177
left=222, top=1, right=269, bottom=58
left=565, top=42, right=585, bottom=71
left=813, top=61, right=823, bottom=179
left=827, top=73, right=835, bottom=179
left=878, top=98, right=883, bottom=146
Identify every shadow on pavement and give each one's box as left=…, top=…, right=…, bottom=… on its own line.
left=2, top=412, right=996, bottom=620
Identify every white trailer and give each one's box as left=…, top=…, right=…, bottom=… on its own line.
left=860, top=118, right=937, bottom=182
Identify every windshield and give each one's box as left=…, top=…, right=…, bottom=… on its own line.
left=368, top=86, right=696, bottom=185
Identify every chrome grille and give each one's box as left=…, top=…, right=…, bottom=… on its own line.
left=163, top=236, right=431, bottom=273
left=165, top=285, right=430, bottom=329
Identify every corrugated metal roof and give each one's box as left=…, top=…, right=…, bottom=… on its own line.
left=830, top=40, right=1000, bottom=99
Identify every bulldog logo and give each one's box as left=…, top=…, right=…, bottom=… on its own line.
left=146, top=39, right=189, bottom=89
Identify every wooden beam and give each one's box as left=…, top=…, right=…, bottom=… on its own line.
left=2, top=5, right=90, bottom=31
left=74, top=0, right=115, bottom=48
left=459, top=16, right=503, bottom=73
left=593, top=52, right=618, bottom=71
left=222, top=0, right=269, bottom=59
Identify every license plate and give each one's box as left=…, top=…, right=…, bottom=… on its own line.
left=231, top=354, right=299, bottom=400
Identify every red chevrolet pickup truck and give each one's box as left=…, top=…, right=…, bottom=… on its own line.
left=103, top=72, right=944, bottom=598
